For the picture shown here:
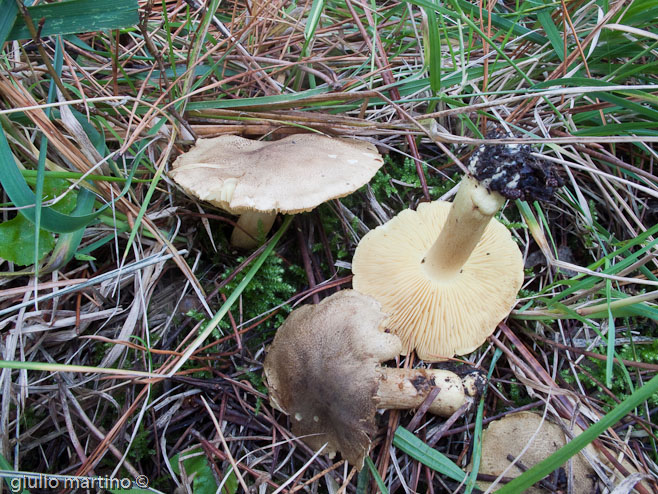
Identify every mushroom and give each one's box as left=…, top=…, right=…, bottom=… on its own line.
left=352, top=139, right=562, bottom=361
left=474, top=411, right=651, bottom=493
left=169, top=134, right=384, bottom=248
left=263, top=289, right=485, bottom=468
left=472, top=411, right=598, bottom=494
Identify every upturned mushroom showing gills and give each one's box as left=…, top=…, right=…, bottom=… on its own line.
left=263, top=290, right=485, bottom=468
left=352, top=140, right=562, bottom=361
left=169, top=134, right=384, bottom=248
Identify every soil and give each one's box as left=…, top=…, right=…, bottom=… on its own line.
left=469, top=133, right=564, bottom=201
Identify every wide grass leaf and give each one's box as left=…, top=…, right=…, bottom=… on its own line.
left=424, top=4, right=442, bottom=92
left=8, top=0, right=139, bottom=40
left=535, top=2, right=564, bottom=61
left=393, top=427, right=466, bottom=482
left=0, top=0, right=18, bottom=43
left=0, top=453, right=29, bottom=494
left=0, top=128, right=137, bottom=233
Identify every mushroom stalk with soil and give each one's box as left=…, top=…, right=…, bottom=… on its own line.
left=263, top=290, right=485, bottom=468
left=421, top=175, right=504, bottom=278
left=425, top=141, right=562, bottom=278
left=352, top=137, right=563, bottom=361
left=375, top=367, right=482, bottom=415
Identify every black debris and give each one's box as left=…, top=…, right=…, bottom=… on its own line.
left=468, top=134, right=563, bottom=201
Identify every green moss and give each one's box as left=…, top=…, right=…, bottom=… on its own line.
left=235, top=366, right=267, bottom=414
left=496, top=377, right=534, bottom=407
left=561, top=338, right=658, bottom=409
left=218, top=254, right=298, bottom=337
left=369, top=155, right=459, bottom=202
left=127, top=425, right=156, bottom=463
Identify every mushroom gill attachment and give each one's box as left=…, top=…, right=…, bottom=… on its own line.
left=169, top=134, right=384, bottom=248
left=352, top=198, right=523, bottom=361
left=263, top=290, right=483, bottom=468
left=353, top=139, right=562, bottom=361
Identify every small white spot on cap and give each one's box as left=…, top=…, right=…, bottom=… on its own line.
left=347, top=159, right=358, bottom=164
left=294, top=412, right=303, bottom=421
left=313, top=415, right=319, bottom=422
left=328, top=154, right=337, bottom=159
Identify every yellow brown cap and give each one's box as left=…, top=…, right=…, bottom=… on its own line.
left=169, top=134, right=384, bottom=215
left=473, top=412, right=596, bottom=493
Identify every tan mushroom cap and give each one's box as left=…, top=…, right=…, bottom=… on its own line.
left=263, top=290, right=401, bottom=468
left=472, top=412, right=598, bottom=494
left=169, top=134, right=384, bottom=214
left=352, top=200, right=523, bottom=361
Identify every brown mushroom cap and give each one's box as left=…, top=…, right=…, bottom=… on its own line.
left=263, top=290, right=401, bottom=468
left=472, top=411, right=598, bottom=494
left=169, top=134, right=384, bottom=215
left=352, top=200, right=523, bottom=360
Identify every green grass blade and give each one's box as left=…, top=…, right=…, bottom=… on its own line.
left=19, top=169, right=148, bottom=184
left=166, top=216, right=293, bottom=377
left=496, top=372, right=658, bottom=493
left=364, top=457, right=388, bottom=494
left=32, top=35, right=64, bottom=276
left=8, top=0, right=139, bottom=40
left=0, top=454, right=29, bottom=494
left=592, top=91, right=658, bottom=121
left=393, top=427, right=466, bottom=482
left=424, top=4, right=442, bottom=93
left=42, top=188, right=96, bottom=272
left=33, top=111, right=49, bottom=269
left=0, top=359, right=159, bottom=378
left=406, top=0, right=548, bottom=45
left=0, top=128, right=138, bottom=233
left=121, top=153, right=167, bottom=262
left=573, top=122, right=658, bottom=136
left=0, top=0, right=18, bottom=44
left=305, top=0, right=325, bottom=41
left=186, top=87, right=327, bottom=111
left=297, top=0, right=325, bottom=89
left=604, top=259, right=615, bottom=388
left=356, top=466, right=370, bottom=493
left=536, top=6, right=564, bottom=61
left=464, top=349, right=502, bottom=493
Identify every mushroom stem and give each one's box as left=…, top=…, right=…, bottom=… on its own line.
left=230, top=212, right=277, bottom=249
left=374, top=368, right=483, bottom=417
left=422, top=175, right=504, bottom=278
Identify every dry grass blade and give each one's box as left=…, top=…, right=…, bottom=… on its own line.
left=0, top=0, right=656, bottom=492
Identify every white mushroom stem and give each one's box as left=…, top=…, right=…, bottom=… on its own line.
left=422, top=175, right=505, bottom=278
left=374, top=368, right=481, bottom=417
left=230, top=212, right=277, bottom=249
